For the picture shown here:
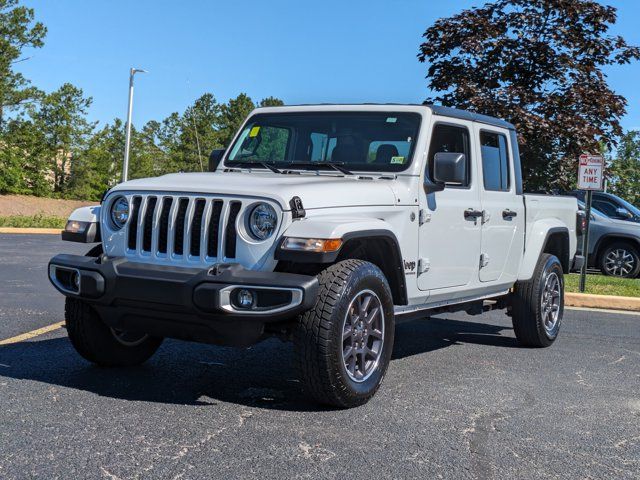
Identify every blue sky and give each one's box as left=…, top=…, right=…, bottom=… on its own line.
left=17, top=0, right=640, bottom=131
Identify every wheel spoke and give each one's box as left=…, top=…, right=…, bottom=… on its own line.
left=365, top=306, right=380, bottom=326
left=343, top=325, right=353, bottom=341
left=359, top=294, right=372, bottom=316
left=369, top=328, right=383, bottom=339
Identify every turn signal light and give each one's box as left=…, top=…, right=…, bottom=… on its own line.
left=281, top=237, right=343, bottom=252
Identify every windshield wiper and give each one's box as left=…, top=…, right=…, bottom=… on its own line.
left=302, top=162, right=353, bottom=175
left=256, top=161, right=282, bottom=174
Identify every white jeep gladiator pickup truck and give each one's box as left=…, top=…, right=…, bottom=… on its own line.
left=49, top=104, right=583, bottom=407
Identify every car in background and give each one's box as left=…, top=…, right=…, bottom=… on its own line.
left=568, top=191, right=640, bottom=223
left=578, top=201, right=640, bottom=278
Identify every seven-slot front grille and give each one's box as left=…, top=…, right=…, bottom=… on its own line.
left=125, top=195, right=243, bottom=261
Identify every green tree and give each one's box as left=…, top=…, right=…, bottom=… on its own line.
left=66, top=120, right=124, bottom=200
left=0, top=0, right=46, bottom=127
left=418, top=0, right=640, bottom=191
left=0, top=118, right=49, bottom=195
left=607, top=131, right=640, bottom=205
left=219, top=93, right=256, bottom=147
left=28, top=83, right=95, bottom=193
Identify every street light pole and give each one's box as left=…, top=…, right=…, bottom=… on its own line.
left=122, top=68, right=147, bottom=182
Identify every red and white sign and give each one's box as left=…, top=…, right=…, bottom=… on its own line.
left=578, top=154, right=604, bottom=191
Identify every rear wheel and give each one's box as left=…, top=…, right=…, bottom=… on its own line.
left=511, top=253, right=564, bottom=347
left=599, top=242, right=640, bottom=278
left=293, top=260, right=395, bottom=408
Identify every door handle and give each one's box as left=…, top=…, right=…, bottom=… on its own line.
left=502, top=209, right=518, bottom=219
left=464, top=208, right=484, bottom=220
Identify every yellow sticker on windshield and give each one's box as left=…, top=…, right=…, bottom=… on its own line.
left=249, top=126, right=261, bottom=137
left=390, top=156, right=405, bottom=164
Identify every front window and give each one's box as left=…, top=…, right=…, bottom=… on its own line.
left=226, top=112, right=421, bottom=172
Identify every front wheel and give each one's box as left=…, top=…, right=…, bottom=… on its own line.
left=65, top=298, right=163, bottom=367
left=293, top=260, right=395, bottom=408
left=511, top=253, right=564, bottom=347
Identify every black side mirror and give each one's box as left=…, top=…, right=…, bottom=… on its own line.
left=209, top=149, right=225, bottom=172
left=615, top=207, right=633, bottom=219
left=433, top=152, right=466, bottom=185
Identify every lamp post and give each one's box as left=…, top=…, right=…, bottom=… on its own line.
left=122, top=68, right=147, bottom=182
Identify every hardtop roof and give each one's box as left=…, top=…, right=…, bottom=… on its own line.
left=252, top=103, right=515, bottom=131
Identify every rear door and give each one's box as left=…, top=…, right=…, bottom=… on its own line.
left=475, top=126, right=525, bottom=283
left=417, top=119, right=482, bottom=291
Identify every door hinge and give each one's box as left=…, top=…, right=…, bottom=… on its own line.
left=480, top=253, right=490, bottom=268
left=418, top=257, right=430, bottom=275
left=419, top=209, right=431, bottom=225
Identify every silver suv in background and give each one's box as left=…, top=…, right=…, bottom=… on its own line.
left=569, top=191, right=640, bottom=223
left=578, top=201, right=640, bottom=278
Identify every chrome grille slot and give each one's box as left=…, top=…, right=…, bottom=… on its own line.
left=190, top=199, right=206, bottom=257
left=127, top=196, right=142, bottom=250
left=173, top=198, right=189, bottom=256
left=207, top=200, right=223, bottom=258
left=142, top=196, right=157, bottom=252
left=157, top=197, right=173, bottom=254
left=224, top=201, right=242, bottom=259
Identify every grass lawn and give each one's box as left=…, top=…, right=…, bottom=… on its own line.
left=0, top=214, right=66, bottom=229
left=565, top=273, right=640, bottom=298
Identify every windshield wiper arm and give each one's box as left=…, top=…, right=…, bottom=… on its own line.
left=308, top=162, right=353, bottom=175
left=256, top=161, right=282, bottom=174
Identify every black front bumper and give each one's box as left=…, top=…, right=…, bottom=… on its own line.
left=48, top=254, right=318, bottom=347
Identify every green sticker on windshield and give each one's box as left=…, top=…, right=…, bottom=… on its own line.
left=390, top=156, right=405, bottom=164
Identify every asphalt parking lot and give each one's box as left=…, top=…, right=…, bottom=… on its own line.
left=0, top=234, right=639, bottom=479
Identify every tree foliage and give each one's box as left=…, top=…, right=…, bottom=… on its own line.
left=418, top=0, right=640, bottom=190
left=0, top=0, right=46, bottom=126
left=607, top=131, right=640, bottom=205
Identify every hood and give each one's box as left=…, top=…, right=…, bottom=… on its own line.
left=110, top=171, right=399, bottom=210
left=606, top=217, right=640, bottom=231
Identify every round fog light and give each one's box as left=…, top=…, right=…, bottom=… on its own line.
left=73, top=272, right=81, bottom=290
left=237, top=289, right=255, bottom=309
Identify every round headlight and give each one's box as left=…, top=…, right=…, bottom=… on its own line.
left=248, top=203, right=278, bottom=240
left=110, top=196, right=130, bottom=229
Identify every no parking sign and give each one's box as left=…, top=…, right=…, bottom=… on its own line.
left=578, top=154, right=604, bottom=191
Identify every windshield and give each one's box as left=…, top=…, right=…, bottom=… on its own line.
left=226, top=112, right=421, bottom=172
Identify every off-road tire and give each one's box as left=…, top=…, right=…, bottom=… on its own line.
left=598, top=241, right=640, bottom=278
left=65, top=298, right=163, bottom=366
left=511, top=253, right=564, bottom=347
left=293, top=259, right=395, bottom=408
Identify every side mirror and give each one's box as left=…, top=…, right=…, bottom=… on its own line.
left=615, top=207, right=633, bottom=219
left=209, top=149, right=225, bottom=172
left=433, top=152, right=466, bottom=185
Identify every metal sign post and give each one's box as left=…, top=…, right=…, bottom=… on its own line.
left=577, top=154, right=604, bottom=292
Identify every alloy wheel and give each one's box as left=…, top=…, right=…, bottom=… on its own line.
left=342, top=289, right=385, bottom=383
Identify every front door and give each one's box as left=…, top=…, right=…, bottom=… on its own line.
left=475, top=126, right=525, bottom=283
left=418, top=120, right=483, bottom=291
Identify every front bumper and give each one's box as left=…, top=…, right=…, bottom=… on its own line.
left=48, top=254, right=318, bottom=347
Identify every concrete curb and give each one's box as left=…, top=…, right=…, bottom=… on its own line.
left=0, top=227, right=61, bottom=235
left=565, top=292, right=640, bottom=312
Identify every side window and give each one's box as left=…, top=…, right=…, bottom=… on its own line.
left=480, top=131, right=510, bottom=191
left=427, top=124, right=471, bottom=187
